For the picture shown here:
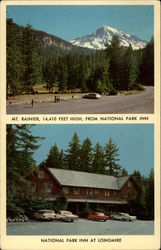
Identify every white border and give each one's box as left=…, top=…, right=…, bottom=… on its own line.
left=0, top=1, right=160, bottom=250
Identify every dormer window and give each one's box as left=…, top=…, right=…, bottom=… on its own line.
left=128, top=181, right=132, bottom=187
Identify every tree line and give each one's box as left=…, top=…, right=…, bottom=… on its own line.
left=7, top=125, right=41, bottom=216
left=7, top=19, right=154, bottom=97
left=45, top=132, right=126, bottom=177
left=7, top=125, right=154, bottom=219
left=130, top=169, right=154, bottom=219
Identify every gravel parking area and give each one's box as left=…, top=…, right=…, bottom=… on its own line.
left=7, top=86, right=154, bottom=114
left=7, top=219, right=154, bottom=235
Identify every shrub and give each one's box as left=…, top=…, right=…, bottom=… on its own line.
left=135, top=84, right=145, bottom=91
left=55, top=191, right=68, bottom=212
left=109, top=88, right=118, bottom=95
left=80, top=202, right=91, bottom=218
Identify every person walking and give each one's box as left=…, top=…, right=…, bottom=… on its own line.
left=31, top=99, right=34, bottom=108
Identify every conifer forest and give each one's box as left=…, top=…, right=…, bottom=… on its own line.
left=7, top=19, right=154, bottom=98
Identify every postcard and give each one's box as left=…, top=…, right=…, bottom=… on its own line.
left=0, top=1, right=160, bottom=250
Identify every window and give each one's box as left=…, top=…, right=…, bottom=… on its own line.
left=123, top=191, right=128, bottom=198
left=87, top=188, right=93, bottom=195
left=73, top=187, right=80, bottom=194
left=38, top=170, right=44, bottom=179
left=44, top=183, right=52, bottom=193
left=113, top=191, right=117, bottom=196
left=94, top=189, right=99, bottom=194
left=63, top=187, right=69, bottom=194
left=128, top=181, right=132, bottom=187
left=105, top=190, right=110, bottom=197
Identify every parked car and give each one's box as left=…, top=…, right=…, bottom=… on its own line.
left=83, top=93, right=101, bottom=99
left=88, top=212, right=109, bottom=221
left=55, top=210, right=79, bottom=222
left=110, top=212, right=136, bottom=222
left=34, top=209, right=56, bottom=221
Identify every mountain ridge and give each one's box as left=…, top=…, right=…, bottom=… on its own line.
left=34, top=29, right=95, bottom=55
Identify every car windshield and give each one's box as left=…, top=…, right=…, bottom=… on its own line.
left=62, top=211, right=72, bottom=215
left=39, top=210, right=54, bottom=214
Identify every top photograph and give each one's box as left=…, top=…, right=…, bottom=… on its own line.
left=6, top=5, right=154, bottom=114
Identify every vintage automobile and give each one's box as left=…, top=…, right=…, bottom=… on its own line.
left=110, top=212, right=136, bottom=222
left=88, top=212, right=109, bottom=221
left=34, top=209, right=56, bottom=221
left=83, top=93, right=101, bottom=99
left=55, top=210, right=79, bottom=222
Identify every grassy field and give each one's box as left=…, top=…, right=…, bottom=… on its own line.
left=33, top=84, right=83, bottom=94
left=33, top=83, right=58, bottom=93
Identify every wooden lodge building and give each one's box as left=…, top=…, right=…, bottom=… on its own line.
left=29, top=163, right=139, bottom=215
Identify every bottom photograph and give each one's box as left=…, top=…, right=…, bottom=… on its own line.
left=6, top=124, right=154, bottom=235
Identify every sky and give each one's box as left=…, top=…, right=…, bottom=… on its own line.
left=31, top=124, right=154, bottom=177
left=7, top=5, right=154, bottom=41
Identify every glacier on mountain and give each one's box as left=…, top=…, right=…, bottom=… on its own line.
left=70, top=26, right=147, bottom=50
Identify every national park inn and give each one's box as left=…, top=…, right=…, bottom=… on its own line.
left=29, top=162, right=139, bottom=214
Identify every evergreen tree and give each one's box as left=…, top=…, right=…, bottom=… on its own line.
left=120, top=168, right=128, bottom=176
left=87, top=65, right=110, bottom=93
left=129, top=53, right=139, bottom=89
left=105, top=35, right=123, bottom=90
left=79, top=138, right=93, bottom=172
left=46, top=143, right=64, bottom=169
left=59, top=150, right=65, bottom=169
left=55, top=191, right=68, bottom=212
left=66, top=55, right=77, bottom=92
left=92, top=143, right=106, bottom=174
left=7, top=18, right=24, bottom=98
left=139, top=37, right=154, bottom=86
left=21, top=24, right=42, bottom=94
left=145, top=169, right=154, bottom=218
left=58, top=59, right=68, bottom=93
left=7, top=125, right=41, bottom=216
left=132, top=170, right=143, bottom=187
left=43, top=57, right=56, bottom=93
left=77, top=57, right=90, bottom=92
left=130, top=169, right=154, bottom=219
left=105, top=137, right=121, bottom=176
left=66, top=133, right=81, bottom=170
left=120, top=45, right=132, bottom=90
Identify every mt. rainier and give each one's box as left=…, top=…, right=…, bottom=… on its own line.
left=70, top=26, right=147, bottom=50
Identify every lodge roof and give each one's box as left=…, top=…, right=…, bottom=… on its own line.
left=48, top=168, right=130, bottom=190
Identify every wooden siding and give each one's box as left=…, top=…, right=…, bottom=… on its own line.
left=28, top=165, right=62, bottom=197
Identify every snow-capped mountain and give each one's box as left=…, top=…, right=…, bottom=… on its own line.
left=70, top=26, right=147, bottom=50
